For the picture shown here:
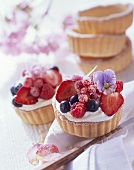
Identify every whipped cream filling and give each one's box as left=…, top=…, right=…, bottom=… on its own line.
left=56, top=100, right=113, bottom=123
left=19, top=98, right=52, bottom=111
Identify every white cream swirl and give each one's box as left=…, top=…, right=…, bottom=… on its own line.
left=19, top=98, right=52, bottom=111
left=56, top=100, right=113, bottom=122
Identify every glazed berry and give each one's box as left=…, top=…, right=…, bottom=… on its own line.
left=60, top=100, right=70, bottom=113
left=70, top=95, right=79, bottom=105
left=50, top=66, right=59, bottom=72
left=12, top=98, right=22, bottom=107
left=86, top=99, right=99, bottom=112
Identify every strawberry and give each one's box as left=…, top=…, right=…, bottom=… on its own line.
left=70, top=102, right=86, bottom=118
left=40, top=83, right=55, bottom=100
left=43, top=70, right=62, bottom=87
left=100, top=92, right=124, bottom=116
left=56, top=80, right=77, bottom=102
left=15, top=86, right=38, bottom=105
left=115, top=80, right=123, bottom=93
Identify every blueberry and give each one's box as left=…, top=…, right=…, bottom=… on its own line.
left=10, top=86, right=16, bottom=96
left=10, top=83, right=22, bottom=96
left=60, top=100, right=70, bottom=113
left=86, top=99, right=99, bottom=112
left=70, top=95, right=79, bottom=105
left=12, top=98, right=22, bottom=107
left=50, top=66, right=59, bottom=72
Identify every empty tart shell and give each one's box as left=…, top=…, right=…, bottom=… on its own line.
left=53, top=101, right=122, bottom=138
left=66, top=27, right=126, bottom=57
left=77, top=3, right=133, bottom=34
left=77, top=37, right=132, bottom=74
left=14, top=104, right=55, bottom=125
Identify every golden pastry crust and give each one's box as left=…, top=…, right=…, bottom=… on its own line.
left=66, top=27, right=126, bottom=57
left=14, top=105, right=55, bottom=125
left=53, top=102, right=122, bottom=138
left=77, top=3, right=133, bottom=34
left=77, top=37, right=132, bottom=74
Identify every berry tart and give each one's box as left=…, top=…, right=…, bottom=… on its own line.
left=10, top=65, right=62, bottom=125
left=53, top=69, right=124, bottom=138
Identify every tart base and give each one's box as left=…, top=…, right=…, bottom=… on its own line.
left=77, top=37, right=132, bottom=74
left=53, top=103, right=122, bottom=138
left=14, top=105, right=55, bottom=125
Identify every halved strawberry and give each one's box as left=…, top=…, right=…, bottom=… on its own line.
left=43, top=70, right=62, bottom=87
left=100, top=92, right=124, bottom=116
left=56, top=80, right=77, bottom=102
left=15, top=86, right=38, bottom=105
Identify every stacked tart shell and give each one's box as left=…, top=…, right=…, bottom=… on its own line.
left=66, top=3, right=133, bottom=73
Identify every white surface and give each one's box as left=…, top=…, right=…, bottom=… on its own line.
left=0, top=0, right=134, bottom=170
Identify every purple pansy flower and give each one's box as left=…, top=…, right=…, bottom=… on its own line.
left=93, top=69, right=116, bottom=95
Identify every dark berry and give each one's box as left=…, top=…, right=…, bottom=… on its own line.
left=86, top=99, right=99, bottom=112
left=12, top=98, right=22, bottom=107
left=10, top=83, right=22, bottom=96
left=50, top=66, right=59, bottom=72
left=70, top=95, right=79, bottom=105
left=10, top=86, right=16, bottom=96
left=60, top=100, right=70, bottom=113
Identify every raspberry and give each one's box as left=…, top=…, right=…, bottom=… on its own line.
left=70, top=102, right=86, bottom=118
left=89, top=93, right=97, bottom=99
left=78, top=94, right=89, bottom=103
left=40, top=83, right=55, bottom=100
left=115, top=80, right=123, bottom=93
left=87, top=85, right=96, bottom=94
left=30, top=87, right=40, bottom=97
left=23, top=77, right=33, bottom=88
left=80, top=87, right=88, bottom=94
left=74, top=80, right=83, bottom=92
left=34, top=78, right=44, bottom=88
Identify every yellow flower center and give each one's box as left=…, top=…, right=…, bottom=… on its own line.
left=104, top=83, right=109, bottom=88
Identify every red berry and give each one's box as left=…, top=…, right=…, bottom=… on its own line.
left=43, top=70, right=62, bottom=87
left=23, top=77, right=33, bottom=88
left=56, top=80, right=77, bottom=102
left=80, top=87, right=88, bottom=94
left=30, top=87, right=40, bottom=97
left=87, top=85, right=96, bottom=94
left=34, top=78, right=44, bottom=88
left=36, top=144, right=59, bottom=157
left=100, top=92, right=124, bottom=116
left=115, top=80, right=123, bottom=93
left=70, top=102, right=86, bottom=118
left=74, top=80, right=83, bottom=92
left=40, top=83, right=55, bottom=100
left=78, top=94, right=89, bottom=103
left=15, top=86, right=38, bottom=105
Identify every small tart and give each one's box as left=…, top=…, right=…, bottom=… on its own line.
left=53, top=101, right=122, bottom=138
left=77, top=3, right=133, bottom=34
left=66, top=27, right=126, bottom=57
left=77, top=37, right=132, bottom=74
left=14, top=105, right=55, bottom=125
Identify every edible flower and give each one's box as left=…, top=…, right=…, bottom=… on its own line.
left=93, top=69, right=116, bottom=95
